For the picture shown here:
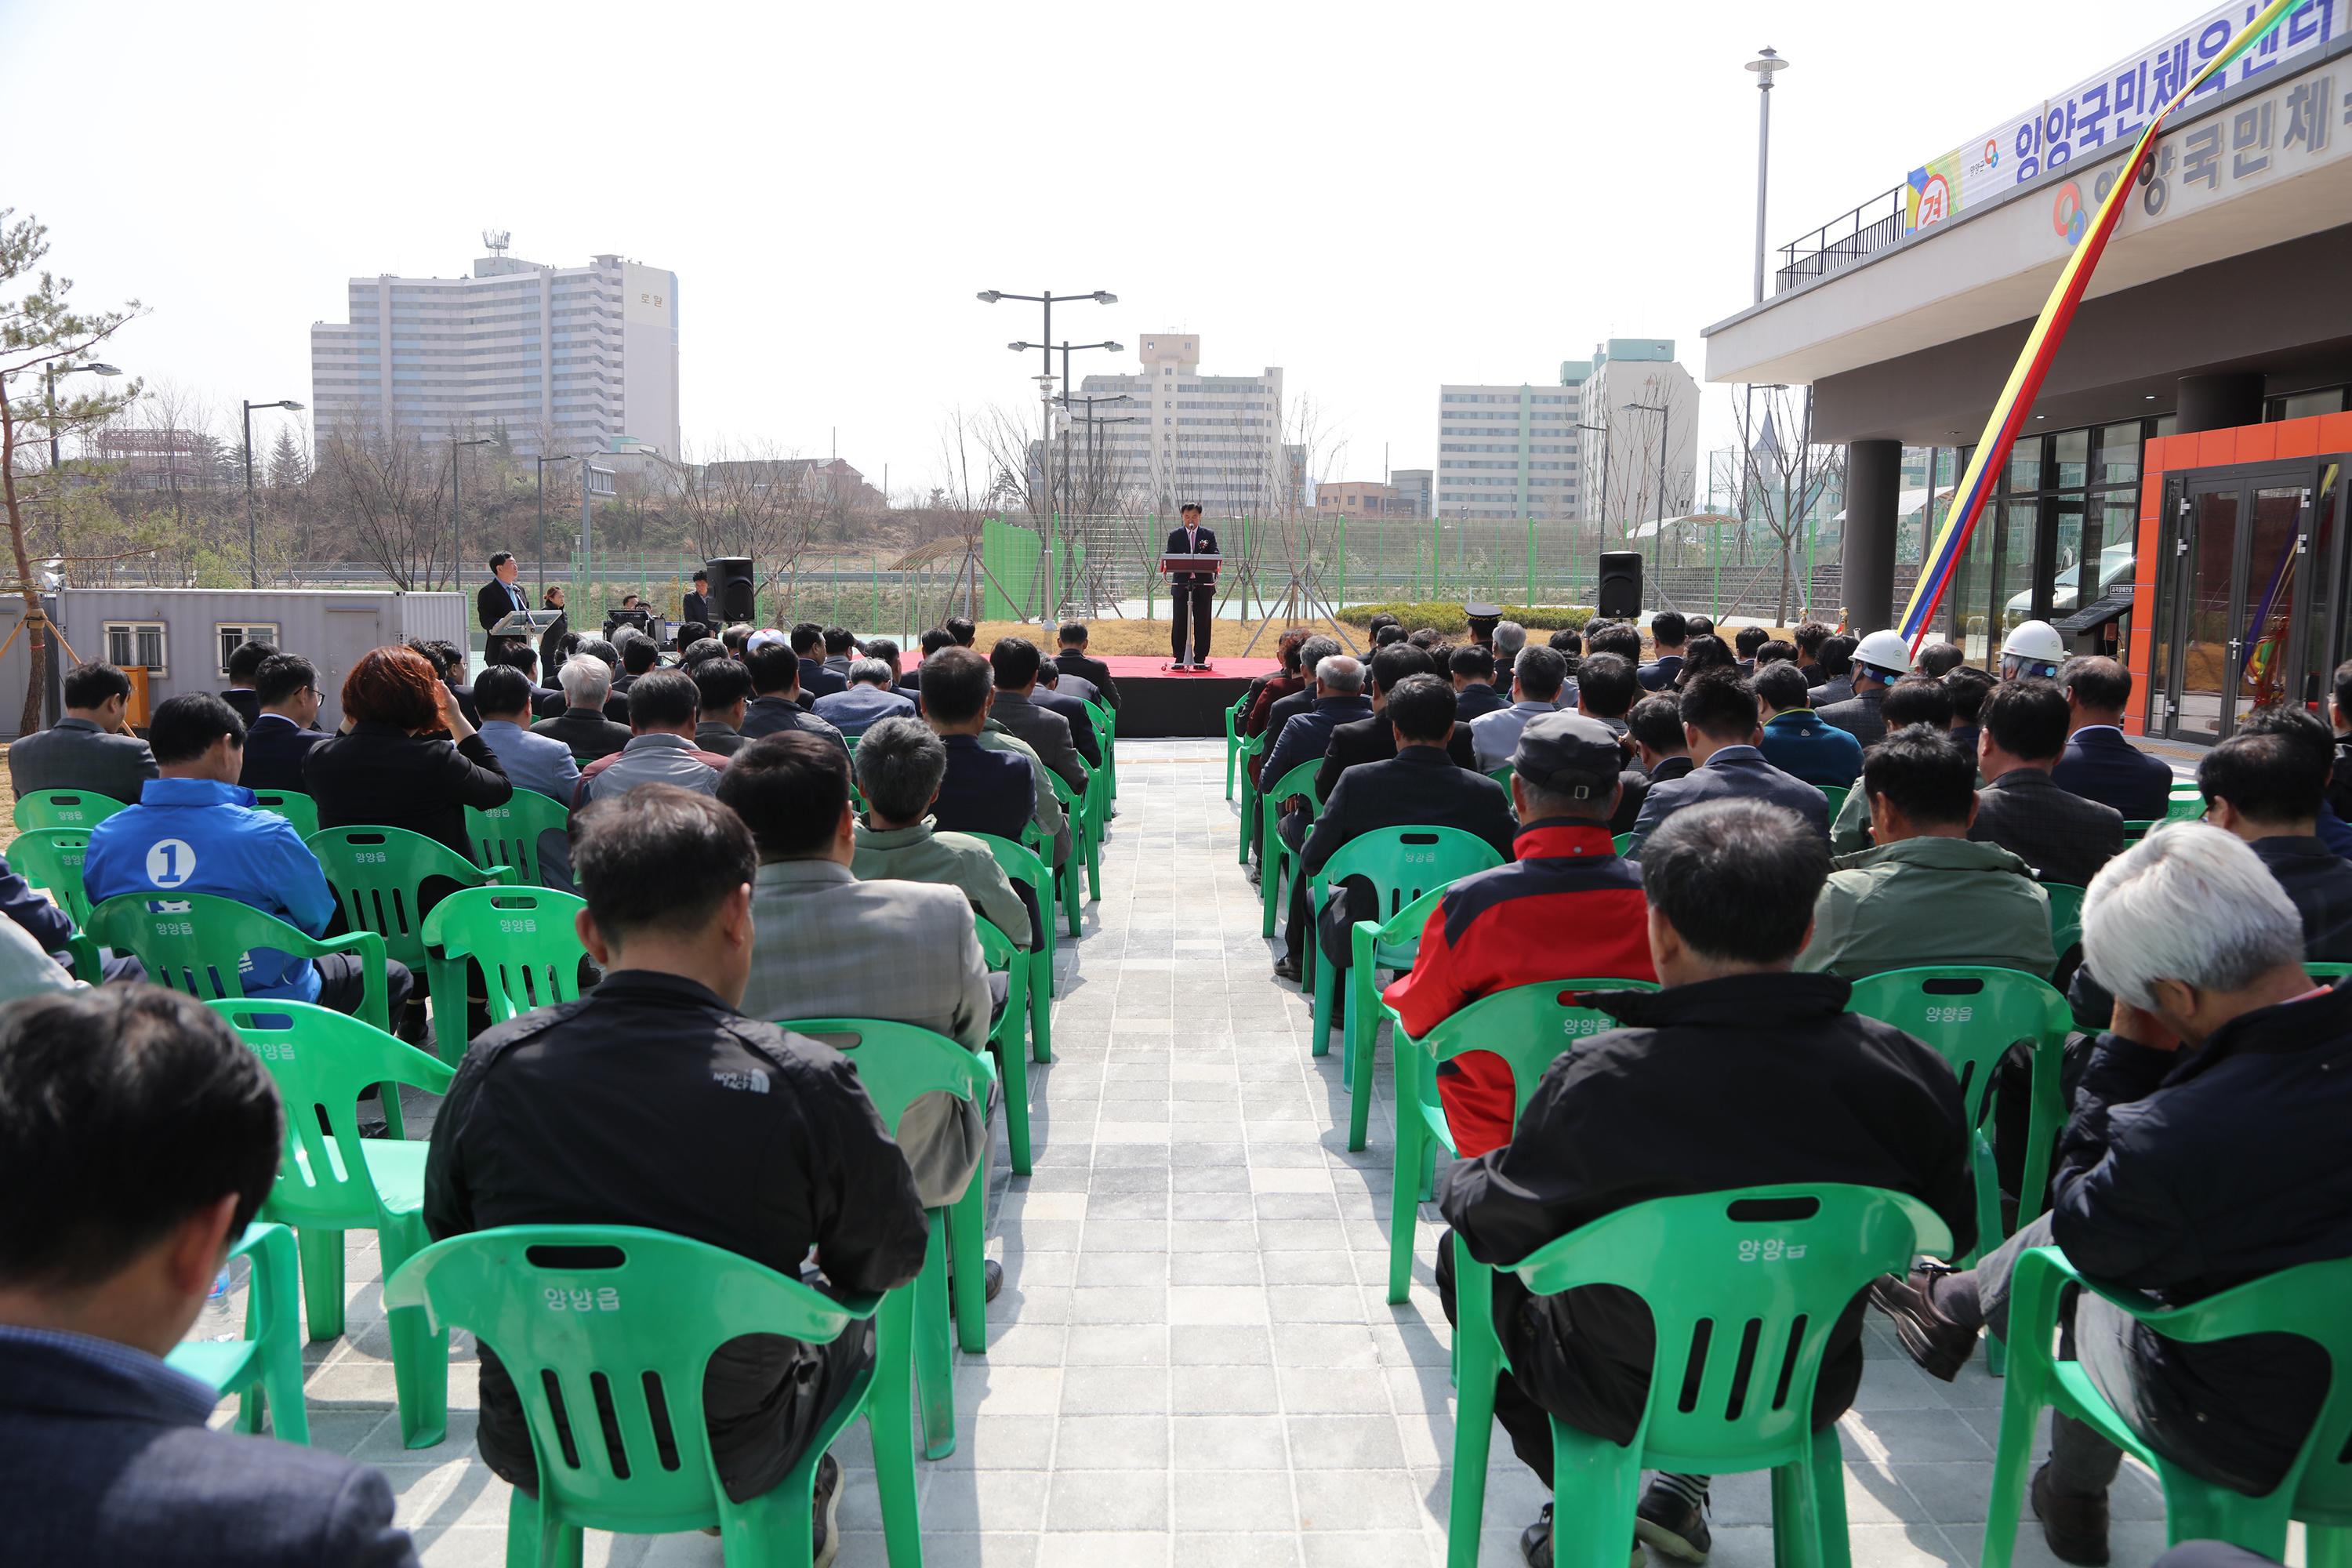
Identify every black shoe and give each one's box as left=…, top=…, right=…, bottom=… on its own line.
left=1272, top=956, right=1301, bottom=982
left=1868, top=1262, right=1977, bottom=1381
left=2031, top=1462, right=2109, bottom=1566
left=1636, top=1479, right=1711, bottom=1563
left=985, top=1258, right=1004, bottom=1302
left=355, top=1119, right=391, bottom=1140
left=1520, top=1504, right=1553, bottom=1568
left=811, top=1451, right=844, bottom=1568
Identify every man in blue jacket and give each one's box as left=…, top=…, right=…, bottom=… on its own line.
left=1755, top=662, right=1863, bottom=788
left=1871, top=823, right=2352, bottom=1566
left=82, top=694, right=412, bottom=1020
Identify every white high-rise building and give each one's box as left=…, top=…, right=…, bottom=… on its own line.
left=309, top=242, right=680, bottom=459
left=1073, top=334, right=1289, bottom=517
left=1434, top=372, right=1587, bottom=519
left=1577, top=339, right=1699, bottom=532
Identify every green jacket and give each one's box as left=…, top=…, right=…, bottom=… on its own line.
left=1830, top=764, right=1990, bottom=855
left=853, top=816, right=1034, bottom=949
left=1796, top=834, right=2055, bottom=981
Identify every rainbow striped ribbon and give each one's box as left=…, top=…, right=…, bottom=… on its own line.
left=1896, top=0, right=2300, bottom=651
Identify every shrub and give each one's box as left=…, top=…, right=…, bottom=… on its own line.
left=1336, top=601, right=1592, bottom=635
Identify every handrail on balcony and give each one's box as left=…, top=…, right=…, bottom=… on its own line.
left=1773, top=185, right=1907, bottom=296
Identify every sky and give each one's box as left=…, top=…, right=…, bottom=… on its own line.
left=5, top=0, right=2165, bottom=504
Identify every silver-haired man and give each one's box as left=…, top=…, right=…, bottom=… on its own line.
left=1870, top=822, right=2352, bottom=1566
left=813, top=658, right=916, bottom=739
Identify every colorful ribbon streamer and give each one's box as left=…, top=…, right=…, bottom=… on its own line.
left=1896, top=0, right=2300, bottom=652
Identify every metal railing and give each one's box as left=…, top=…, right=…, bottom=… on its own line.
left=1775, top=186, right=1906, bottom=294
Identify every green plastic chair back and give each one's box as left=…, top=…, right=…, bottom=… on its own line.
left=1044, top=764, right=1094, bottom=930
left=974, top=915, right=1033, bottom=1176
left=2044, top=883, right=2089, bottom=956
left=1486, top=764, right=1514, bottom=791
left=1258, top=757, right=1325, bottom=938
left=1447, top=1184, right=1955, bottom=1568
left=89, top=891, right=392, bottom=1034
left=1236, top=732, right=1267, bottom=864
left=247, top=789, right=321, bottom=840
left=1223, top=692, right=1250, bottom=798
left=307, top=824, right=508, bottom=969
left=2307, top=961, right=2352, bottom=982
left=1820, top=783, right=1849, bottom=820
left=1983, top=1247, right=2352, bottom=1568
left=10, top=826, right=94, bottom=928
left=205, top=998, right=455, bottom=1449
left=1613, top=832, right=1635, bottom=854
left=1386, top=978, right=1657, bottom=1305
left=1308, top=826, right=1506, bottom=1149
left=2123, top=818, right=2161, bottom=841
left=384, top=1225, right=916, bottom=1565
left=12, top=787, right=128, bottom=833
left=421, top=885, right=590, bottom=1064
left=975, top=832, right=1055, bottom=1065
left=2165, top=791, right=2207, bottom=822
left=464, top=789, right=571, bottom=888
left=164, top=1221, right=308, bottom=1444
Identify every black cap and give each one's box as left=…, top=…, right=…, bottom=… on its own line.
left=1463, top=602, right=1501, bottom=621
left=1512, top=712, right=1624, bottom=799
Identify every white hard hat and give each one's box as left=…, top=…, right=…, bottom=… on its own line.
left=1853, top=629, right=1916, bottom=680
left=2000, top=619, right=2066, bottom=678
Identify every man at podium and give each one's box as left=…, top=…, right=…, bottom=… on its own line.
left=1165, top=502, right=1221, bottom=668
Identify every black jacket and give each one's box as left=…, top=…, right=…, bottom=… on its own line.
left=799, top=658, right=848, bottom=699
left=1054, top=649, right=1121, bottom=710
left=531, top=707, right=634, bottom=763
left=302, top=723, right=513, bottom=861
left=1967, top=767, right=2125, bottom=888
left=1815, top=688, right=1887, bottom=747
left=681, top=590, right=712, bottom=631
left=424, top=971, right=927, bottom=1503
left=1440, top=971, right=1975, bottom=1446
left=1311, top=710, right=1477, bottom=802
left=1455, top=683, right=1508, bottom=723
left=238, top=713, right=328, bottom=796
left=2051, top=982, right=2352, bottom=1491
left=2050, top=726, right=2174, bottom=821
left=1164, top=523, right=1221, bottom=585
left=739, top=694, right=848, bottom=754
left=1635, top=655, right=1682, bottom=692
left=2250, top=836, right=2352, bottom=960
left=1035, top=687, right=1104, bottom=771
left=1608, top=754, right=1690, bottom=835
left=223, top=689, right=261, bottom=727
left=478, top=577, right=528, bottom=632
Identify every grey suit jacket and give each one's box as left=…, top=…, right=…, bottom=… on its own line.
left=1624, top=745, right=1831, bottom=857
left=0, top=1326, right=417, bottom=1567
left=8, top=717, right=158, bottom=805
left=990, top=689, right=1086, bottom=790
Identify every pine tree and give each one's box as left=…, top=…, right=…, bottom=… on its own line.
left=267, top=426, right=308, bottom=488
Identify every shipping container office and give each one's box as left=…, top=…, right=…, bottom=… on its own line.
left=33, top=590, right=467, bottom=736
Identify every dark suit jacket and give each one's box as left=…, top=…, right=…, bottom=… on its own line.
left=1250, top=684, right=1319, bottom=786
left=1812, top=674, right=1856, bottom=706
left=990, top=691, right=1087, bottom=789
left=1455, top=683, right=1508, bottom=723
left=1164, top=524, right=1221, bottom=585
left=303, top=723, right=514, bottom=861
left=531, top=707, right=635, bottom=763
left=1034, top=688, right=1104, bottom=771
left=1054, top=649, right=1121, bottom=709
left=1968, top=767, right=2125, bottom=887
left=2049, top=725, right=2175, bottom=821
left=223, top=689, right=261, bottom=727
left=1609, top=754, right=1691, bottom=835
left=0, top=1331, right=419, bottom=1567
left=7, top=717, right=158, bottom=805
left=681, top=591, right=712, bottom=630
left=479, top=576, right=528, bottom=632
left=1312, top=710, right=1477, bottom=803
left=239, top=713, right=328, bottom=795
left=1635, top=655, right=1683, bottom=691
left=1815, top=688, right=1887, bottom=748
left=1624, top=745, right=1830, bottom=855
left=799, top=658, right=848, bottom=699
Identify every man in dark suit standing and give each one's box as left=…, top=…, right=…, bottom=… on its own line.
left=1969, top=677, right=2125, bottom=888
left=2051, top=655, right=2175, bottom=820
left=238, top=654, right=331, bottom=795
left=0, top=986, right=421, bottom=1567
left=1166, top=503, right=1221, bottom=668
left=1450, top=644, right=1508, bottom=723
left=1054, top=622, right=1122, bottom=710
left=478, top=550, right=530, bottom=659
left=681, top=570, right=712, bottom=636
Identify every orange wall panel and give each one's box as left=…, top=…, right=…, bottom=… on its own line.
left=2277, top=417, right=2321, bottom=458
left=2198, top=428, right=2238, bottom=466
left=2237, top=424, right=2278, bottom=463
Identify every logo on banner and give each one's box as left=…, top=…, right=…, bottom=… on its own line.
left=2052, top=181, right=2089, bottom=245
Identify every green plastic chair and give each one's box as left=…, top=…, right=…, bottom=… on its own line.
left=975, top=915, right=1033, bottom=1177
left=205, top=999, right=456, bottom=1450
left=307, top=826, right=510, bottom=977
left=1613, top=831, right=1635, bottom=854
left=1385, top=978, right=1657, bottom=1305
left=1820, top=783, right=1849, bottom=820
left=11, top=826, right=94, bottom=929
left=1044, top=765, right=1095, bottom=923
left=2122, top=818, right=2161, bottom=841
left=12, top=787, right=127, bottom=833
left=1086, top=699, right=1117, bottom=801
left=1236, top=732, right=1267, bottom=864
left=465, top=789, right=572, bottom=888
left=1310, top=827, right=1506, bottom=1149
left=2307, top=961, right=2352, bottom=982
left=248, top=788, right=321, bottom=840
left=1258, top=758, right=1326, bottom=939
left=1222, top=692, right=1250, bottom=798
left=1449, top=1184, right=1955, bottom=1568
left=2044, top=883, right=2089, bottom=956
left=975, top=833, right=1054, bottom=1065
left=1486, top=764, right=1514, bottom=792
left=420, top=885, right=591, bottom=1065
left=1983, top=1247, right=2352, bottom=1568
left=2165, top=791, right=2207, bottom=822
left=384, top=1225, right=917, bottom=1568
left=164, top=1221, right=309, bottom=1445
left=779, top=1016, right=997, bottom=1465
left=89, top=891, right=394, bottom=1036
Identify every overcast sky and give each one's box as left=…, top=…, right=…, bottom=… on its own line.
left=7, top=0, right=2160, bottom=503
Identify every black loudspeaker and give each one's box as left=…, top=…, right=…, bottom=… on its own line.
left=706, top=557, right=755, bottom=623
left=1597, top=552, right=1643, bottom=619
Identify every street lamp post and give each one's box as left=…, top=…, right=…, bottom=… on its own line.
left=978, top=289, right=1117, bottom=622
left=449, top=437, right=493, bottom=592
left=241, top=397, right=306, bottom=590
left=535, top=454, right=580, bottom=601
left=1576, top=420, right=1613, bottom=597
left=1746, top=48, right=1790, bottom=306
left=45, top=362, right=124, bottom=469
left=1058, top=394, right=1139, bottom=609
left=1624, top=403, right=1671, bottom=536
left=1011, top=339, right=1125, bottom=619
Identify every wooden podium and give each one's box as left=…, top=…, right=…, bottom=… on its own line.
left=1160, top=554, right=1222, bottom=578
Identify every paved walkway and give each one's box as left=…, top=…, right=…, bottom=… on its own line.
left=227, top=739, right=2206, bottom=1567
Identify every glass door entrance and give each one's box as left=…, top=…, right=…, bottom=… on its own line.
left=2161, top=470, right=2317, bottom=742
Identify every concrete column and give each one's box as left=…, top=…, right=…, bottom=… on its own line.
left=1842, top=438, right=1903, bottom=634
left=2176, top=372, right=2265, bottom=434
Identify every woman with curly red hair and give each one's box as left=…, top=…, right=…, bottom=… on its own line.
left=303, top=644, right=513, bottom=859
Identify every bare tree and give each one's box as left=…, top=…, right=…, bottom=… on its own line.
left=1733, top=384, right=1842, bottom=625
left=318, top=423, right=449, bottom=590
left=655, top=440, right=823, bottom=623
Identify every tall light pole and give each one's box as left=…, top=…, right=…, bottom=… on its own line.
left=978, top=289, right=1117, bottom=621
left=1746, top=47, right=1789, bottom=305
left=1576, top=419, right=1612, bottom=577
left=535, top=453, right=579, bottom=601
left=45, top=362, right=124, bottom=468
left=1624, top=402, right=1671, bottom=535
left=1015, top=342, right=1124, bottom=612
left=449, top=437, right=492, bottom=592
left=241, top=397, right=305, bottom=590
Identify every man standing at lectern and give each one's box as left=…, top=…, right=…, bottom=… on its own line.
left=1166, top=503, right=1220, bottom=669
left=479, top=551, right=530, bottom=659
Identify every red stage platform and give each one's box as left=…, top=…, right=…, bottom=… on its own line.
left=1097, top=655, right=1279, bottom=738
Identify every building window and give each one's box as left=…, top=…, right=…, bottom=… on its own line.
left=216, top=623, right=280, bottom=677
left=105, top=622, right=167, bottom=677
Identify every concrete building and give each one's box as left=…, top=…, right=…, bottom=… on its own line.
left=310, top=241, right=680, bottom=459
left=1706, top=1, right=2352, bottom=750
left=1434, top=374, right=1584, bottom=520
left=1577, top=339, right=1700, bottom=532
left=1389, top=468, right=1433, bottom=517
left=1072, top=335, right=1288, bottom=517
left=1315, top=480, right=1417, bottom=517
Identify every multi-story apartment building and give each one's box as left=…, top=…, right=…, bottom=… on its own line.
left=1072, top=335, right=1290, bottom=517
left=1434, top=369, right=1587, bottom=519
left=1577, top=339, right=1699, bottom=532
left=309, top=241, right=680, bottom=459
left=1388, top=469, right=1432, bottom=518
